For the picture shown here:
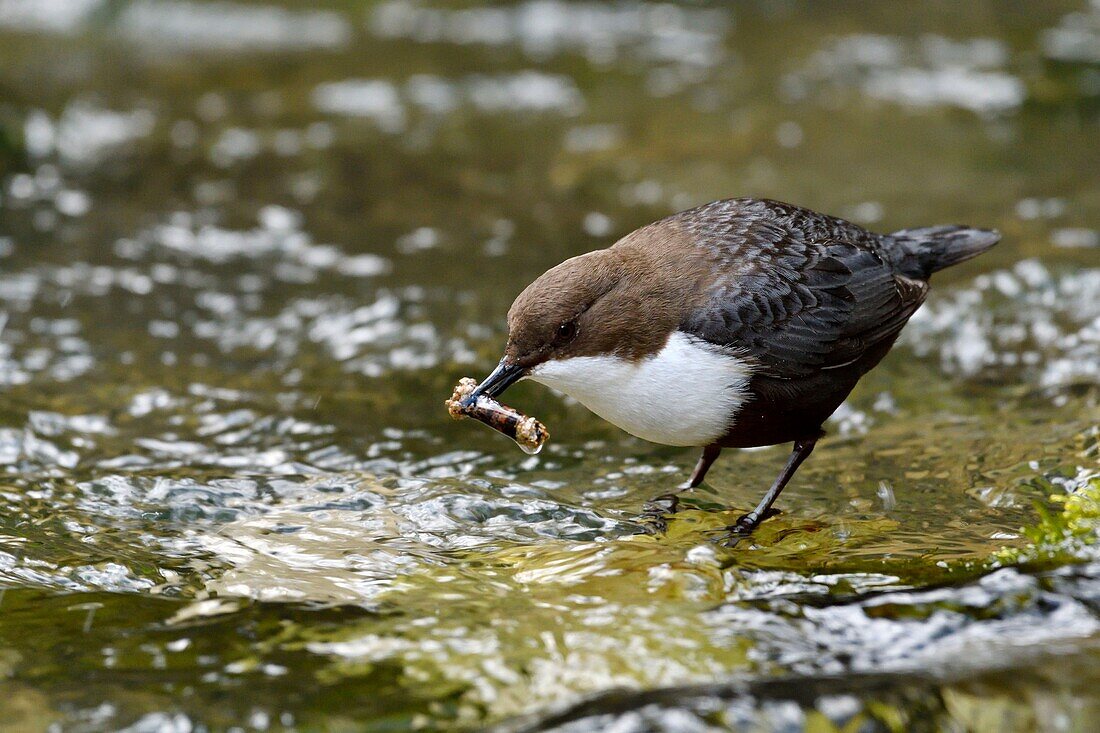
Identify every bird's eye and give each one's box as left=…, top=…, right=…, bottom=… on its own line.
left=555, top=320, right=577, bottom=344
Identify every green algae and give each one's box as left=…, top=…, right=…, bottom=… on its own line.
left=994, top=467, right=1100, bottom=569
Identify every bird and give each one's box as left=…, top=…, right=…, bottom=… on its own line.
left=461, top=198, right=999, bottom=535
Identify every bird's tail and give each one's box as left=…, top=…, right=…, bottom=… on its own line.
left=890, top=225, right=1001, bottom=279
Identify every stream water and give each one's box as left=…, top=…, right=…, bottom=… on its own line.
left=0, top=1, right=1098, bottom=731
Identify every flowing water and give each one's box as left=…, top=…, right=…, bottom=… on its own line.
left=0, top=1, right=1098, bottom=730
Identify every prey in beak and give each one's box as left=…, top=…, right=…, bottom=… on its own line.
left=460, top=358, right=526, bottom=407
left=446, top=363, right=546, bottom=455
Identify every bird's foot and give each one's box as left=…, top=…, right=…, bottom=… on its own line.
left=643, top=492, right=681, bottom=515
left=637, top=493, right=683, bottom=535
left=715, top=507, right=781, bottom=545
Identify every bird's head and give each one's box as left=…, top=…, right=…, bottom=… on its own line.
left=462, top=249, right=620, bottom=403
left=462, top=224, right=710, bottom=406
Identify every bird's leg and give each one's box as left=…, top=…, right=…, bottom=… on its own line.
left=640, top=446, right=722, bottom=530
left=688, top=445, right=723, bottom=488
left=726, top=437, right=818, bottom=536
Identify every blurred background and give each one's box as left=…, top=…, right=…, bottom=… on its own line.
left=0, top=1, right=1098, bottom=731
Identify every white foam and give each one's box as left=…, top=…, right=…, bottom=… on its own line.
left=118, top=0, right=351, bottom=52
left=0, top=0, right=103, bottom=34
left=789, top=33, right=1025, bottom=115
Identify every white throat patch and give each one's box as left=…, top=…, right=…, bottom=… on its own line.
left=528, top=331, right=754, bottom=447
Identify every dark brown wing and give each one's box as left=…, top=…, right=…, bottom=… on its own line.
left=676, top=199, right=928, bottom=379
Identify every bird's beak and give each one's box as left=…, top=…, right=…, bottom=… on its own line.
left=461, top=358, right=526, bottom=407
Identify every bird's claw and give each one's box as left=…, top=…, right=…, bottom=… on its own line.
left=636, top=493, right=683, bottom=535
left=714, top=507, right=781, bottom=545
left=642, top=493, right=680, bottom=515
left=710, top=516, right=756, bottom=547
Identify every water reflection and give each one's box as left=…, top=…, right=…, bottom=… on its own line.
left=0, top=0, right=1098, bottom=730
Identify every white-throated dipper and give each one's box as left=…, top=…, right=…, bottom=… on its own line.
left=462, top=198, right=999, bottom=535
